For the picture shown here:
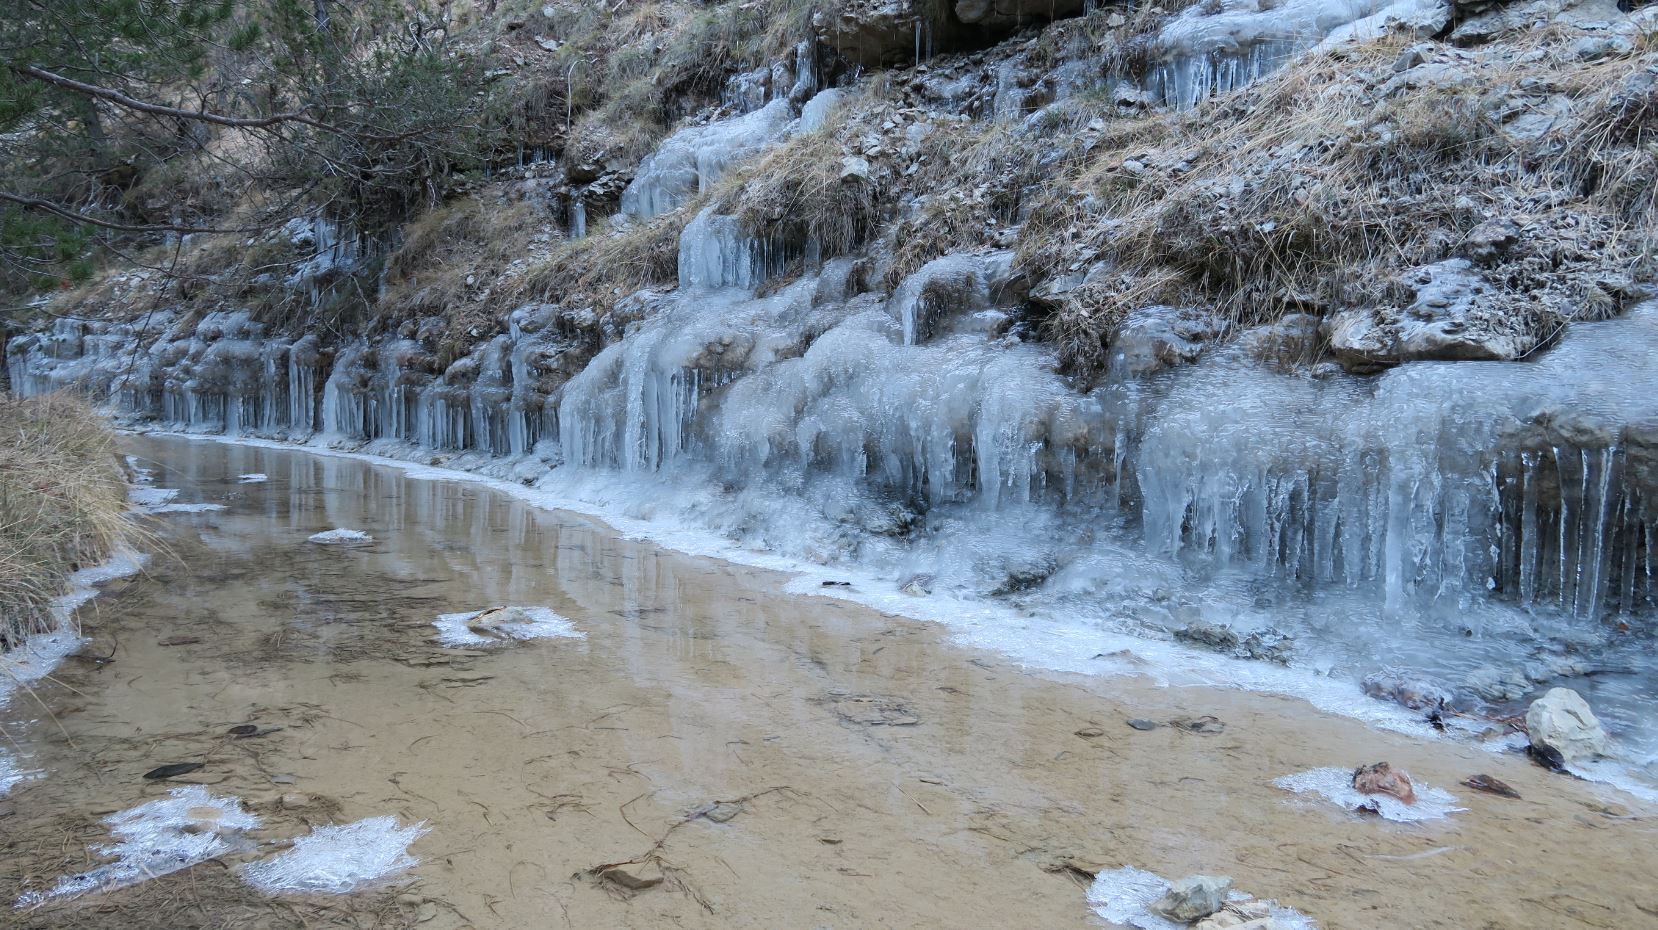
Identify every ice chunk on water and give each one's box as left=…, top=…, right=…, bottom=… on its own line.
left=237, top=473, right=268, bottom=483
left=1275, top=766, right=1463, bottom=822
left=240, top=816, right=427, bottom=894
left=1089, top=866, right=1319, bottom=929
left=15, top=786, right=259, bottom=907
left=148, top=502, right=228, bottom=514
left=432, top=606, right=585, bottom=647
left=307, top=528, right=373, bottom=544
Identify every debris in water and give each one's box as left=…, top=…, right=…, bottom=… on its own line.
left=227, top=724, right=259, bottom=737
left=1462, top=774, right=1521, bottom=799
left=15, top=785, right=259, bottom=907
left=159, top=635, right=202, bottom=646
left=240, top=816, right=428, bottom=894
left=1075, top=726, right=1107, bottom=738
left=1275, top=767, right=1462, bottom=822
left=1127, top=719, right=1159, bottom=731
left=1171, top=715, right=1225, bottom=734
left=1351, top=762, right=1417, bottom=805
left=144, top=762, right=205, bottom=780
left=829, top=694, right=920, bottom=727
left=308, top=528, right=374, bottom=544
left=821, top=580, right=852, bottom=587
left=431, top=606, right=584, bottom=647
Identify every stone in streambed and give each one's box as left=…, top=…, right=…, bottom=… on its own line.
left=602, top=860, right=664, bottom=890
left=1526, top=687, right=1608, bottom=766
left=1351, top=761, right=1416, bottom=805
left=1150, top=874, right=1232, bottom=922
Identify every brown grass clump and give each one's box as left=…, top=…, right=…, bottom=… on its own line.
left=514, top=205, right=693, bottom=310
left=0, top=394, right=131, bottom=649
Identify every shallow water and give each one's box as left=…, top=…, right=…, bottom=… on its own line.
left=3, top=435, right=1656, bottom=929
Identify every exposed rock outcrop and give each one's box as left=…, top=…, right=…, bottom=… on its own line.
left=1325, top=260, right=1561, bottom=371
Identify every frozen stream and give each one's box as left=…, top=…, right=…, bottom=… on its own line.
left=2, top=435, right=1656, bottom=929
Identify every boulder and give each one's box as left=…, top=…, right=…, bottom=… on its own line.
left=1526, top=687, right=1608, bottom=765
left=1150, top=875, right=1233, bottom=923
left=1325, top=260, right=1560, bottom=371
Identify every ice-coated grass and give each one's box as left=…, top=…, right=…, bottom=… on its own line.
left=1275, top=767, right=1463, bottom=822
left=432, top=606, right=585, bottom=648
left=240, top=816, right=427, bottom=894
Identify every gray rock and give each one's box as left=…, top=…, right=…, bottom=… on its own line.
left=1362, top=667, right=1455, bottom=710
left=1325, top=260, right=1559, bottom=371
left=1572, top=34, right=1634, bottom=62
left=1110, top=305, right=1229, bottom=375
left=1458, top=218, right=1521, bottom=265
left=1175, top=621, right=1240, bottom=652
left=1151, top=875, right=1233, bottom=923
left=1526, top=687, right=1609, bottom=765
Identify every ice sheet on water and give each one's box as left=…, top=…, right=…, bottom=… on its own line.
left=129, top=486, right=179, bottom=508
left=238, top=473, right=268, bottom=483
left=307, top=528, right=373, bottom=544
left=1275, top=767, right=1463, bottom=822
left=432, top=606, right=585, bottom=647
left=240, top=816, right=427, bottom=894
left=149, top=502, right=228, bottom=514
left=14, top=786, right=259, bottom=908
left=1088, top=866, right=1319, bottom=929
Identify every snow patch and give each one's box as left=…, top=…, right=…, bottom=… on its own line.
left=432, top=606, right=584, bottom=647
left=1275, top=767, right=1463, bottom=822
left=240, top=816, right=427, bottom=894
left=14, top=786, right=259, bottom=908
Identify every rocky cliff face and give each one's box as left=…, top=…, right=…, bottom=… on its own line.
left=11, top=0, right=1658, bottom=742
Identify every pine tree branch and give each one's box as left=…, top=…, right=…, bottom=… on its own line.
left=12, top=64, right=334, bottom=131
left=0, top=191, right=265, bottom=233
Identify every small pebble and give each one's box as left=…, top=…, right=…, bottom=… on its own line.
left=1127, top=719, right=1158, bottom=731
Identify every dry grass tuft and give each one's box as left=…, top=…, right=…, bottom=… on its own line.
left=0, top=394, right=131, bottom=649
left=514, top=205, right=693, bottom=311
left=1019, top=33, right=1658, bottom=380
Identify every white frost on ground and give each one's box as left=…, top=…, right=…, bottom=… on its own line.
left=1088, top=866, right=1318, bottom=930
left=237, top=473, right=268, bottom=483
left=307, top=528, right=373, bottom=544
left=432, top=606, right=585, bottom=647
left=1275, top=767, right=1463, bottom=822
left=14, top=786, right=260, bottom=908
left=240, top=816, right=428, bottom=894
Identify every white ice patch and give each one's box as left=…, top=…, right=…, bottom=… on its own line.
left=432, top=606, right=584, bottom=647
left=1275, top=767, right=1463, bottom=822
left=1088, top=867, right=1318, bottom=930
left=14, top=786, right=259, bottom=908
left=130, top=486, right=224, bottom=513
left=129, top=486, right=178, bottom=508
left=0, top=749, right=39, bottom=797
left=124, top=455, right=156, bottom=484
left=307, top=528, right=373, bottom=544
left=237, top=473, right=268, bottom=483
left=148, top=502, right=228, bottom=514
left=240, top=816, right=427, bottom=894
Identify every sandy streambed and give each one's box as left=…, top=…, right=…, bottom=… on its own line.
left=0, top=435, right=1653, bottom=930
